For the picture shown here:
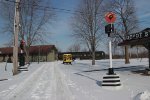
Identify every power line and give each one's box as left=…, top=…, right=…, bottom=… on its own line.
left=33, top=6, right=79, bottom=14
left=1, top=0, right=108, bottom=15
left=3, top=0, right=83, bottom=14
left=0, top=0, right=14, bottom=6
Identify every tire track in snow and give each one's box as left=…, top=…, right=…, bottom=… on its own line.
left=3, top=62, right=74, bottom=100
left=53, top=62, right=75, bottom=100
left=3, top=64, right=47, bottom=100
left=30, top=63, right=54, bottom=99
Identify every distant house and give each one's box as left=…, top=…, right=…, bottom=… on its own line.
left=0, top=45, right=58, bottom=62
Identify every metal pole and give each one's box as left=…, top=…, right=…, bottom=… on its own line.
left=109, top=40, right=112, bottom=68
left=108, top=24, right=114, bottom=75
left=13, top=0, right=20, bottom=75
left=38, top=46, right=39, bottom=64
left=38, top=46, right=40, bottom=64
left=148, top=42, right=150, bottom=70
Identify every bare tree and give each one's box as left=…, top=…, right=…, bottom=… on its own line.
left=72, top=0, right=104, bottom=65
left=67, top=43, right=81, bottom=52
left=0, top=0, right=55, bottom=63
left=105, top=0, right=139, bottom=64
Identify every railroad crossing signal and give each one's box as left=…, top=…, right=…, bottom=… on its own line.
left=105, top=24, right=114, bottom=37
left=20, top=40, right=25, bottom=50
left=104, top=12, right=116, bottom=37
left=19, top=40, right=25, bottom=66
left=105, top=12, right=116, bottom=23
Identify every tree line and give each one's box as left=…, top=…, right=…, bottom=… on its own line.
left=0, top=0, right=144, bottom=65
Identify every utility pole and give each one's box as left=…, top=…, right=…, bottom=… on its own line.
left=13, top=0, right=20, bottom=75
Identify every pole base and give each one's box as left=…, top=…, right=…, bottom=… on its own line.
left=102, top=74, right=121, bottom=86
left=108, top=68, right=115, bottom=75
left=145, top=68, right=150, bottom=75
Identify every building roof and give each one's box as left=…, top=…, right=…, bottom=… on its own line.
left=0, top=45, right=56, bottom=55
left=118, top=37, right=150, bottom=46
left=118, top=28, right=150, bottom=46
left=0, top=47, right=13, bottom=55
left=29, top=45, right=56, bottom=54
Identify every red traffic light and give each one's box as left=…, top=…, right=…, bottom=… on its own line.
left=20, top=40, right=25, bottom=45
left=20, top=40, right=25, bottom=50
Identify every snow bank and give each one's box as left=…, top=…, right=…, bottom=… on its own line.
left=102, top=85, right=123, bottom=91
left=134, top=91, right=150, bottom=100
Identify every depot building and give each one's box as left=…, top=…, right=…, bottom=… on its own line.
left=0, top=45, right=58, bottom=62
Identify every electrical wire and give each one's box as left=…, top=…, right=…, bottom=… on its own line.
left=1, top=0, right=150, bottom=24
left=2, top=0, right=83, bottom=14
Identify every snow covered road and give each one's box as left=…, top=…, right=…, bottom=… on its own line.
left=0, top=62, right=74, bottom=100
left=0, top=59, right=150, bottom=100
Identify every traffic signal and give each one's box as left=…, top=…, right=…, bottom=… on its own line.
left=20, top=42, right=24, bottom=50
left=105, top=24, right=114, bottom=37
left=19, top=40, right=25, bottom=66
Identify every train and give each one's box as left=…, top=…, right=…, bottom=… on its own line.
left=58, top=51, right=105, bottom=60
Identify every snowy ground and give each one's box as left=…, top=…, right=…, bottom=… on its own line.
left=0, top=58, right=150, bottom=100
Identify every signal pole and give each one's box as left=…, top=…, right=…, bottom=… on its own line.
left=102, top=12, right=121, bottom=87
left=13, top=0, right=20, bottom=75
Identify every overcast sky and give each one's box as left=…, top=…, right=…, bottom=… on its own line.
left=0, top=0, right=150, bottom=52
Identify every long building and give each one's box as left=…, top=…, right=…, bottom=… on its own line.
left=0, top=45, right=58, bottom=62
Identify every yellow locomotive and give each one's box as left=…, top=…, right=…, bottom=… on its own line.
left=63, top=54, right=72, bottom=64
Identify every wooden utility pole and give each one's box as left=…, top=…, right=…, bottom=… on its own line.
left=13, top=0, right=20, bottom=75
